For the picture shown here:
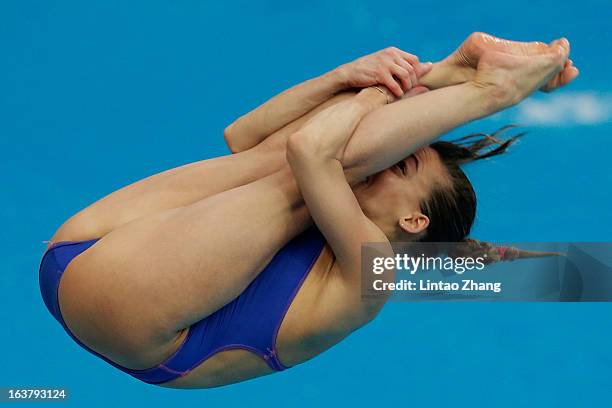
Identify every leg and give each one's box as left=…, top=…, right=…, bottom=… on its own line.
left=50, top=144, right=285, bottom=243
left=51, top=92, right=356, bottom=244
left=59, top=167, right=310, bottom=368
left=422, top=32, right=577, bottom=92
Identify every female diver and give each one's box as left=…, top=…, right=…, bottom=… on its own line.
left=39, top=33, right=578, bottom=387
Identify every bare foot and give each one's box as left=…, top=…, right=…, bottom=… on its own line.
left=449, top=32, right=550, bottom=65
left=541, top=39, right=579, bottom=92
left=472, top=43, right=570, bottom=108
left=445, top=32, right=579, bottom=92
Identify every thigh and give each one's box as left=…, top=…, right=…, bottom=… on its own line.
left=58, top=167, right=309, bottom=368
left=50, top=143, right=286, bottom=243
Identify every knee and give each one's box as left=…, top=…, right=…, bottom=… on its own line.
left=223, top=124, right=242, bottom=154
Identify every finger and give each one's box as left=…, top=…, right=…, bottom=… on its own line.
left=393, top=62, right=417, bottom=89
left=395, top=57, right=415, bottom=75
left=402, top=85, right=429, bottom=99
left=398, top=49, right=419, bottom=65
left=414, top=62, right=433, bottom=78
left=390, top=64, right=413, bottom=91
left=397, top=59, right=421, bottom=87
left=382, top=72, right=404, bottom=98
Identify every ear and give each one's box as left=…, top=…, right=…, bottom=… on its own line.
left=398, top=213, right=430, bottom=234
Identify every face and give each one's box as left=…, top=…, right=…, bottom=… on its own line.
left=354, top=146, right=451, bottom=238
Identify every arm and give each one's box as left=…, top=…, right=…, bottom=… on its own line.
left=286, top=89, right=394, bottom=313
left=286, top=44, right=569, bottom=312
left=224, top=71, right=345, bottom=153
left=284, top=84, right=501, bottom=319
left=224, top=58, right=476, bottom=154
left=342, top=82, right=498, bottom=183
left=287, top=83, right=498, bottom=284
left=285, top=83, right=500, bottom=319
left=224, top=47, right=428, bottom=153
left=342, top=43, right=572, bottom=182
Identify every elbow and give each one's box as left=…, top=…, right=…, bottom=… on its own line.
left=286, top=131, right=324, bottom=167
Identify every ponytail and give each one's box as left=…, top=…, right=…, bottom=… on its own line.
left=447, top=238, right=562, bottom=264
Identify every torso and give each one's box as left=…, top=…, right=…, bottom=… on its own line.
left=162, top=244, right=371, bottom=388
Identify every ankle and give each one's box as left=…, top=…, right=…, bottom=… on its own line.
left=419, top=60, right=476, bottom=89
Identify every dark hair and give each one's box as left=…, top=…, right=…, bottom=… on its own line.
left=418, top=125, right=524, bottom=243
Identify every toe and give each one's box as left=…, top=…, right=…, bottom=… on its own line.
left=561, top=66, right=579, bottom=85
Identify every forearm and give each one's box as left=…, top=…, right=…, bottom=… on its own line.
left=287, top=88, right=386, bottom=162
left=343, top=82, right=500, bottom=183
left=223, top=49, right=470, bottom=154
left=224, top=69, right=346, bottom=153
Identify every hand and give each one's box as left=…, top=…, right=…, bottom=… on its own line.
left=471, top=39, right=574, bottom=109
left=335, top=47, right=433, bottom=98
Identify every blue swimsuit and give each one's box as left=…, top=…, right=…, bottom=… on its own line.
left=38, top=227, right=325, bottom=384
